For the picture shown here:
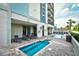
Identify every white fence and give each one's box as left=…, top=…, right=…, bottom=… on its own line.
left=72, top=36, right=79, bottom=56
left=71, top=31, right=79, bottom=56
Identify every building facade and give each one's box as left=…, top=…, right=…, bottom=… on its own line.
left=47, top=3, right=54, bottom=35
left=0, top=3, right=54, bottom=46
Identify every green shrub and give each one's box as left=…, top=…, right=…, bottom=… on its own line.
left=70, top=32, right=79, bottom=42
left=22, top=37, right=31, bottom=41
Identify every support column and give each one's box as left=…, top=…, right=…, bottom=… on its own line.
left=44, top=3, right=48, bottom=36
left=7, top=4, right=11, bottom=46
left=44, top=25, right=48, bottom=36
left=0, top=4, right=11, bottom=46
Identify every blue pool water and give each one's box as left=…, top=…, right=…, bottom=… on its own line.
left=19, top=40, right=49, bottom=56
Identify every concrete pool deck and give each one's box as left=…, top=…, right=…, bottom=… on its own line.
left=0, top=37, right=75, bottom=56
left=40, top=38, right=75, bottom=56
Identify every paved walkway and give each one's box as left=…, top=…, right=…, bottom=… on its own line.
left=41, top=38, right=75, bottom=56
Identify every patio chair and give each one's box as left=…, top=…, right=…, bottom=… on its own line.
left=30, top=33, right=37, bottom=39
left=12, top=35, right=22, bottom=43
left=26, top=34, right=32, bottom=39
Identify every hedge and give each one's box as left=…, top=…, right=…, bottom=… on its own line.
left=70, top=32, right=79, bottom=42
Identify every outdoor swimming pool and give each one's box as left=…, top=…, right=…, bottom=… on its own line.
left=19, top=40, right=49, bottom=56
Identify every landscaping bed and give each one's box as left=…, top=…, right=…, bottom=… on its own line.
left=70, top=32, right=79, bottom=42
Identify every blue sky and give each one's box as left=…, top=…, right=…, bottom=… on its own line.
left=54, top=3, right=79, bottom=28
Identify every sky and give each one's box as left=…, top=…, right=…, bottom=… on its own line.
left=54, top=3, right=79, bottom=28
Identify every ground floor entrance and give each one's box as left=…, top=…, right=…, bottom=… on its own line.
left=11, top=23, right=37, bottom=39
left=23, top=25, right=37, bottom=37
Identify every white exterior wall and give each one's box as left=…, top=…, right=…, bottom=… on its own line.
left=12, top=13, right=39, bottom=25
left=11, top=24, right=23, bottom=39
left=46, top=3, right=48, bottom=24
left=28, top=3, right=40, bottom=21
left=0, top=4, right=8, bottom=6
left=44, top=25, right=48, bottom=36
left=0, top=4, right=11, bottom=46
left=7, top=4, right=11, bottom=46
left=37, top=23, right=48, bottom=37
left=37, top=24, right=42, bottom=37
left=30, top=26, right=34, bottom=34
left=0, top=10, right=8, bottom=46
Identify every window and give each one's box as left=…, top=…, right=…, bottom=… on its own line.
left=11, top=3, right=28, bottom=16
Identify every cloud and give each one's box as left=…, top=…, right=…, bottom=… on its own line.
left=60, top=8, right=69, bottom=16
left=71, top=4, right=76, bottom=8
left=54, top=3, right=66, bottom=18
left=55, top=3, right=79, bottom=18
left=55, top=17, right=79, bottom=28
left=62, top=8, right=69, bottom=13
left=76, top=4, right=79, bottom=7
left=54, top=18, right=68, bottom=28
left=54, top=3, right=79, bottom=28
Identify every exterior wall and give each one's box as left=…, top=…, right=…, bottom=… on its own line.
left=0, top=4, right=8, bottom=6
left=28, top=3, right=40, bottom=21
left=11, top=24, right=23, bottom=39
left=12, top=13, right=39, bottom=25
left=44, top=25, right=48, bottom=36
left=7, top=4, right=11, bottom=46
left=46, top=3, right=48, bottom=24
left=37, top=24, right=42, bottom=37
left=37, top=23, right=48, bottom=37
left=0, top=4, right=11, bottom=46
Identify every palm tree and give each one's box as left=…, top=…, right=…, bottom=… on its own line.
left=67, top=19, right=76, bottom=31
left=74, top=23, right=79, bottom=31
left=65, top=25, right=70, bottom=30
left=77, top=24, right=79, bottom=31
